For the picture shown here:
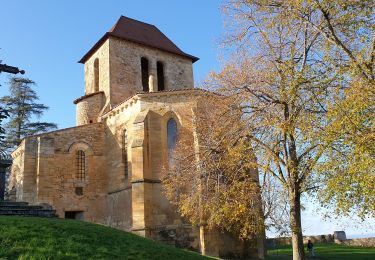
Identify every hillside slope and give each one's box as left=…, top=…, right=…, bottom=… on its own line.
left=0, top=216, right=210, bottom=260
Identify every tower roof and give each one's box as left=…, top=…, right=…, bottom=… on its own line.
left=79, top=16, right=199, bottom=63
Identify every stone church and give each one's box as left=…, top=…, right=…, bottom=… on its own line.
left=8, top=16, right=261, bottom=258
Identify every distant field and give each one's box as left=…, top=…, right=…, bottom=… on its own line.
left=267, top=243, right=375, bottom=260
left=0, top=216, right=210, bottom=260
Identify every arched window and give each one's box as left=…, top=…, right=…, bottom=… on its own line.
left=157, top=61, right=165, bottom=91
left=167, top=118, right=178, bottom=160
left=76, top=150, right=86, bottom=180
left=141, top=57, right=149, bottom=92
left=94, top=58, right=99, bottom=92
left=123, top=130, right=129, bottom=179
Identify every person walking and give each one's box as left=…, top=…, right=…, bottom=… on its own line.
left=307, top=240, right=315, bottom=258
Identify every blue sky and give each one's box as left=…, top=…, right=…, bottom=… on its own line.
left=0, top=1, right=373, bottom=238
left=0, top=0, right=225, bottom=129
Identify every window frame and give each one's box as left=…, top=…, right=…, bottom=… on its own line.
left=167, top=118, right=178, bottom=163
left=76, top=150, right=86, bottom=180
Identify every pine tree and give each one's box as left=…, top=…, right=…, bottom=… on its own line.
left=0, top=77, right=57, bottom=150
left=0, top=106, right=9, bottom=154
left=0, top=68, right=9, bottom=154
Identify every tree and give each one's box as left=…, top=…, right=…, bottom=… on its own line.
left=0, top=59, right=9, bottom=153
left=161, top=96, right=265, bottom=257
left=209, top=53, right=334, bottom=260
left=217, top=1, right=374, bottom=259
left=318, top=81, right=375, bottom=218
left=288, top=0, right=375, bottom=219
left=261, top=172, right=292, bottom=237
left=0, top=77, right=57, bottom=151
left=0, top=107, right=9, bottom=155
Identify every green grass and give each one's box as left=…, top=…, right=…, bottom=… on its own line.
left=267, top=243, right=375, bottom=260
left=0, top=216, right=211, bottom=260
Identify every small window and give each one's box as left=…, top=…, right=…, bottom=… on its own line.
left=141, top=57, right=149, bottom=92
left=123, top=130, right=129, bottom=179
left=157, top=61, right=165, bottom=91
left=94, top=58, right=99, bottom=92
left=76, top=150, right=86, bottom=180
left=167, top=118, right=178, bottom=161
left=75, top=187, right=83, bottom=196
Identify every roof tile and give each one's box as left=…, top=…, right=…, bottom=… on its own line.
left=79, top=16, right=199, bottom=63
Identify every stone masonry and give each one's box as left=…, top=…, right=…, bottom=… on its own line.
left=8, top=16, right=262, bottom=259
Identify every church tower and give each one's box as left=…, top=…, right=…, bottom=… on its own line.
left=74, top=16, right=198, bottom=126
left=9, top=16, right=262, bottom=259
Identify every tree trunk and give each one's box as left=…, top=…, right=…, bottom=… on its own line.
left=257, top=225, right=266, bottom=260
left=289, top=187, right=305, bottom=260
left=199, top=225, right=206, bottom=255
left=16, top=121, right=21, bottom=145
left=192, top=108, right=207, bottom=256
left=254, top=168, right=266, bottom=259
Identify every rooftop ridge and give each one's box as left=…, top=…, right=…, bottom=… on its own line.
left=78, top=16, right=198, bottom=64
left=117, top=15, right=156, bottom=28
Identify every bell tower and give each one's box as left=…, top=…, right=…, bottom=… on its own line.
left=74, top=16, right=199, bottom=126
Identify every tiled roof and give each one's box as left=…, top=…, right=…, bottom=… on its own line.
left=73, top=91, right=104, bottom=104
left=79, top=16, right=199, bottom=63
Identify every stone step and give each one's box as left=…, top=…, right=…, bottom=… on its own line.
left=0, top=211, right=56, bottom=218
left=0, top=209, right=56, bottom=217
left=0, top=201, right=29, bottom=206
left=0, top=209, right=55, bottom=213
left=0, top=205, right=44, bottom=210
left=0, top=201, right=57, bottom=218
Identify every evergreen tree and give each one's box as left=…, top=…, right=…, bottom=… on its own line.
left=0, top=64, right=9, bottom=154
left=0, top=77, right=57, bottom=150
left=0, top=106, right=9, bottom=154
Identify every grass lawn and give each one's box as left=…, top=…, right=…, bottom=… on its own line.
left=0, top=216, right=211, bottom=260
left=267, top=243, right=375, bottom=260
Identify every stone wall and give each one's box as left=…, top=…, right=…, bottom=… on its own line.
left=75, top=92, right=104, bottom=126
left=10, top=123, right=108, bottom=225
left=267, top=234, right=375, bottom=248
left=149, top=224, right=199, bottom=250
left=10, top=141, right=34, bottom=203
left=108, top=37, right=194, bottom=106
left=101, top=90, right=264, bottom=258
left=339, top=238, right=375, bottom=247
left=84, top=40, right=110, bottom=97
left=9, top=89, right=263, bottom=258
left=106, top=188, right=132, bottom=231
left=103, top=90, right=199, bottom=240
left=7, top=16, right=265, bottom=258
left=82, top=37, right=194, bottom=108
left=267, top=234, right=334, bottom=247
